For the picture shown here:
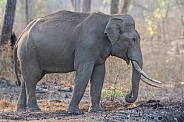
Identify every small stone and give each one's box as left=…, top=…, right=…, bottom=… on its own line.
left=64, top=93, right=69, bottom=98
left=158, top=116, right=162, bottom=120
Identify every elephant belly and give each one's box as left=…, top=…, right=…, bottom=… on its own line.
left=41, top=55, right=75, bottom=73
left=37, top=44, right=75, bottom=73
left=43, top=65, right=74, bottom=73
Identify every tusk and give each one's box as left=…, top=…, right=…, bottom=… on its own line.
left=132, top=61, right=162, bottom=84
left=141, top=76, right=162, bottom=88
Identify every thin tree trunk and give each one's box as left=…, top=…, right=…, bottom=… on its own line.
left=71, top=0, right=74, bottom=11
left=25, top=0, right=29, bottom=25
left=110, top=0, right=119, bottom=14
left=75, top=0, right=81, bottom=12
left=82, top=0, right=91, bottom=13
left=121, top=0, right=131, bottom=14
left=182, top=16, right=184, bottom=37
left=1, top=0, right=17, bottom=45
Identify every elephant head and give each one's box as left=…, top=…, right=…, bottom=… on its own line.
left=105, top=15, right=161, bottom=103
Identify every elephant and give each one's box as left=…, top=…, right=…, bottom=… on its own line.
left=14, top=10, right=161, bottom=114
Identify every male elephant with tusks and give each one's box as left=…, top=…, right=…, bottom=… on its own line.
left=14, top=10, right=161, bottom=114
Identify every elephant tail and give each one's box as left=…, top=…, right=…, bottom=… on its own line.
left=14, top=45, right=21, bottom=86
left=14, top=19, right=37, bottom=86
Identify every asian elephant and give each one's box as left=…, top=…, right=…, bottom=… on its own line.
left=14, top=10, right=161, bottom=114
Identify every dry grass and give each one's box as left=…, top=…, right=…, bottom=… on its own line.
left=0, top=99, right=15, bottom=110
left=0, top=99, right=9, bottom=109
left=38, top=100, right=68, bottom=112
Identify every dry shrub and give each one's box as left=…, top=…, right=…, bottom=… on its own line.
left=0, top=99, right=10, bottom=109
left=0, top=42, right=14, bottom=79
left=41, top=73, right=75, bottom=86
left=105, top=56, right=132, bottom=93
left=41, top=56, right=132, bottom=88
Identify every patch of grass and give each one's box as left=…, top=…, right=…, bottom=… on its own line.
left=102, top=84, right=125, bottom=101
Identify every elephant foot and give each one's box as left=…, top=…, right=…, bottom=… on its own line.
left=89, top=105, right=104, bottom=112
left=17, top=104, right=26, bottom=112
left=67, top=106, right=83, bottom=115
left=17, top=107, right=26, bottom=112
left=27, top=106, right=41, bottom=112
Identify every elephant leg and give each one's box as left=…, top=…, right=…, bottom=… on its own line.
left=21, top=61, right=43, bottom=112
left=26, top=79, right=40, bottom=112
left=17, top=80, right=26, bottom=112
left=89, top=63, right=105, bottom=112
left=67, top=62, right=94, bottom=115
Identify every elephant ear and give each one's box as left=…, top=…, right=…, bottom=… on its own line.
left=104, top=18, right=123, bottom=45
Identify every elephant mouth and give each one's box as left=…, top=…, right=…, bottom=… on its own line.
left=125, top=52, right=130, bottom=65
left=125, top=57, right=130, bottom=65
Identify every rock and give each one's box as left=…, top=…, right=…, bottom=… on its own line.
left=64, top=93, right=69, bottom=98
left=58, top=87, right=73, bottom=92
left=49, top=99, right=61, bottom=103
left=36, top=87, right=48, bottom=93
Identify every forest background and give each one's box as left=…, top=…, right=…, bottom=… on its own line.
left=0, top=0, right=184, bottom=104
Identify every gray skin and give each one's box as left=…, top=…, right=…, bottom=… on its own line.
left=14, top=10, right=142, bottom=114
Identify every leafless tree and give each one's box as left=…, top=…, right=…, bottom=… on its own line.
left=71, top=0, right=81, bottom=12
left=82, top=0, right=91, bottom=13
left=121, top=0, right=131, bottom=14
left=75, top=0, right=81, bottom=12
left=110, top=0, right=119, bottom=14
left=181, top=16, right=184, bottom=37
left=25, top=0, right=30, bottom=25
left=132, top=0, right=149, bottom=11
left=0, top=0, right=17, bottom=45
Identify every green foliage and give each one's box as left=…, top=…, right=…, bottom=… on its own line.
left=143, top=0, right=177, bottom=36
left=102, top=84, right=125, bottom=101
left=0, top=0, right=6, bottom=7
left=153, top=0, right=171, bottom=19
left=147, top=93, right=155, bottom=99
left=103, top=0, right=110, bottom=4
left=0, top=0, right=6, bottom=16
left=144, top=17, right=157, bottom=36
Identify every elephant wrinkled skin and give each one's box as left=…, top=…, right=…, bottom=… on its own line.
left=14, top=10, right=161, bottom=114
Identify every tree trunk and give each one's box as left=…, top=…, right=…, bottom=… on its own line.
left=25, top=0, right=30, bottom=25
left=71, top=0, right=74, bottom=9
left=1, top=0, right=17, bottom=45
left=110, top=0, right=119, bottom=14
left=181, top=16, right=184, bottom=37
left=121, top=0, right=131, bottom=14
left=75, top=0, right=81, bottom=12
left=82, top=0, right=91, bottom=13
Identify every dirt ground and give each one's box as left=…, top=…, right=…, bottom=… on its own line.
left=0, top=80, right=183, bottom=122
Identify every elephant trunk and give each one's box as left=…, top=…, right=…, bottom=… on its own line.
left=125, top=56, right=143, bottom=103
